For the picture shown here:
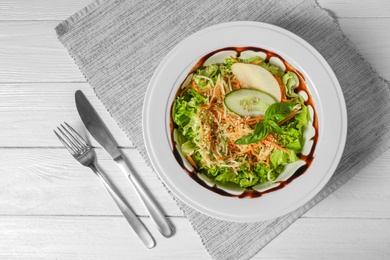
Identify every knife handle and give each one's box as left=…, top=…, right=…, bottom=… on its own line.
left=115, top=157, right=174, bottom=238
left=89, top=164, right=155, bottom=249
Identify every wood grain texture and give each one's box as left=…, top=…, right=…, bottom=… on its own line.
left=0, top=147, right=389, bottom=218
left=0, top=1, right=390, bottom=259
left=0, top=0, right=93, bottom=20
left=256, top=218, right=390, bottom=259
left=0, top=216, right=209, bottom=260
left=337, top=19, right=390, bottom=82
left=0, top=21, right=85, bottom=83
left=0, top=0, right=389, bottom=20
left=0, top=216, right=388, bottom=259
left=0, top=19, right=388, bottom=83
left=0, top=83, right=133, bottom=147
left=304, top=150, right=390, bottom=218
left=0, top=148, right=182, bottom=216
left=318, top=0, right=390, bottom=17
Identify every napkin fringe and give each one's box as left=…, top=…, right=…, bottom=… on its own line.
left=169, top=191, right=215, bottom=258
left=55, top=0, right=108, bottom=37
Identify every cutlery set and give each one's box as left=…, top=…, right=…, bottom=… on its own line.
left=54, top=90, right=173, bottom=248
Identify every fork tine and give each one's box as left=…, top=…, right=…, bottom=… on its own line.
left=64, top=122, right=89, bottom=149
left=59, top=123, right=84, bottom=151
left=54, top=129, right=77, bottom=155
left=57, top=125, right=81, bottom=152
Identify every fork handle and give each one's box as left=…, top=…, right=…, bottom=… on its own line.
left=115, top=156, right=174, bottom=238
left=89, top=164, right=155, bottom=249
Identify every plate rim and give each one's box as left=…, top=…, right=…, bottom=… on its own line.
left=142, top=21, right=347, bottom=222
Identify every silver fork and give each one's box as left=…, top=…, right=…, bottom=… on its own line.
left=54, top=122, right=155, bottom=249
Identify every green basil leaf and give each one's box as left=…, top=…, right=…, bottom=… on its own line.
left=235, top=101, right=301, bottom=145
left=235, top=121, right=269, bottom=144
left=265, top=119, right=281, bottom=134
left=265, top=101, right=298, bottom=123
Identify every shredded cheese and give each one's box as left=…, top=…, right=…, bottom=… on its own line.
left=185, top=74, right=277, bottom=172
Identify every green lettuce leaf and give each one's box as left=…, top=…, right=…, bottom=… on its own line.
left=270, top=149, right=299, bottom=173
left=282, top=71, right=299, bottom=98
left=193, top=64, right=220, bottom=89
left=275, top=102, right=309, bottom=154
left=294, top=103, right=309, bottom=131
left=172, top=90, right=205, bottom=142
left=181, top=140, right=196, bottom=155
left=239, top=56, right=262, bottom=63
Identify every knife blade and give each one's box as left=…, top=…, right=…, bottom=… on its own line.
left=75, top=90, right=173, bottom=238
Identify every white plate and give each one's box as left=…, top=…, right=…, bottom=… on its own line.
left=143, top=21, right=347, bottom=222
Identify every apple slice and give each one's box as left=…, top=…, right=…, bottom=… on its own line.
left=231, top=63, right=281, bottom=102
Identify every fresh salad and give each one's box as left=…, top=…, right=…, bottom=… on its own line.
left=172, top=53, right=311, bottom=189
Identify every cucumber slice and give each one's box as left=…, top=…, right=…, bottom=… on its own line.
left=224, top=88, right=276, bottom=117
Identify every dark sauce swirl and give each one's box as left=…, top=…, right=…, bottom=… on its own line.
left=170, top=46, right=318, bottom=198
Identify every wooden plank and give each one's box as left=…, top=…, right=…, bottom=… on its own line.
left=1, top=147, right=390, bottom=218
left=0, top=216, right=388, bottom=259
left=0, top=0, right=389, bottom=20
left=0, top=19, right=389, bottom=83
left=0, top=0, right=93, bottom=21
left=256, top=218, right=390, bottom=259
left=0, top=216, right=209, bottom=260
left=318, top=0, right=390, bottom=18
left=0, top=21, right=85, bottom=83
left=305, top=152, right=390, bottom=218
left=0, top=148, right=184, bottom=217
left=0, top=83, right=133, bottom=147
left=338, top=19, right=390, bottom=82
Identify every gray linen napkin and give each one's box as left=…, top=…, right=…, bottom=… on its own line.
left=56, top=0, right=390, bottom=259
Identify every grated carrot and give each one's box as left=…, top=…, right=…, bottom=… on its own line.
left=238, top=143, right=261, bottom=156
left=176, top=63, right=290, bottom=174
left=191, top=80, right=201, bottom=93
left=262, top=139, right=290, bottom=155
left=179, top=82, right=192, bottom=96
left=274, top=75, right=287, bottom=101
left=251, top=59, right=263, bottom=65
left=244, top=115, right=263, bottom=123
left=230, top=55, right=239, bottom=63
left=230, top=79, right=241, bottom=90
left=186, top=154, right=198, bottom=169
left=217, top=155, right=229, bottom=161
left=278, top=109, right=299, bottom=125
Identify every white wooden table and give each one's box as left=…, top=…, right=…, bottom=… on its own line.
left=1, top=1, right=389, bottom=259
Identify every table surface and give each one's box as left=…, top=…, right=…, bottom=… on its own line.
left=1, top=0, right=390, bottom=259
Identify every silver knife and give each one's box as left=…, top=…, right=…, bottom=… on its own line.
left=75, top=90, right=173, bottom=238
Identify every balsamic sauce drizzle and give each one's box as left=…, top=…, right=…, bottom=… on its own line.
left=170, top=46, right=318, bottom=198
